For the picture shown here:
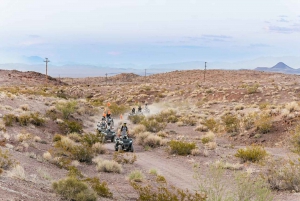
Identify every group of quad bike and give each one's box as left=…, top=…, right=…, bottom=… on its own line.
left=96, top=105, right=150, bottom=152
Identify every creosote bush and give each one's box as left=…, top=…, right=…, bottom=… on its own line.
left=0, top=149, right=14, bottom=170
left=202, top=118, right=218, bottom=132
left=128, top=170, right=144, bottom=182
left=169, top=140, right=196, bottom=155
left=94, top=157, right=122, bottom=173
left=290, top=125, right=300, bottom=154
left=108, top=103, right=129, bottom=116
left=221, top=114, right=240, bottom=133
left=84, top=177, right=113, bottom=198
left=255, top=113, right=272, bottom=134
left=3, top=114, right=17, bottom=126
left=56, top=100, right=77, bottom=119
left=129, top=115, right=145, bottom=124
left=235, top=145, right=267, bottom=162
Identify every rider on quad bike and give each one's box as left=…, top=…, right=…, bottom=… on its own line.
left=119, top=122, right=129, bottom=137
left=138, top=105, right=142, bottom=113
left=106, top=110, right=111, bottom=118
left=132, top=107, right=135, bottom=114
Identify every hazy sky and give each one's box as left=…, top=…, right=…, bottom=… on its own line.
left=0, top=0, right=300, bottom=66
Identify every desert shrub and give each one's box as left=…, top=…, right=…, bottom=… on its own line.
left=131, top=181, right=205, bottom=201
left=213, top=160, right=243, bottom=170
left=56, top=100, right=78, bottom=119
left=195, top=165, right=273, bottom=201
left=141, top=119, right=166, bottom=133
left=0, top=149, right=14, bottom=169
left=30, top=112, right=45, bottom=126
left=259, top=102, right=269, bottom=110
left=108, top=103, right=129, bottom=116
left=156, top=175, right=167, bottom=183
left=20, top=104, right=29, bottom=111
left=286, top=101, right=300, bottom=112
left=68, top=133, right=82, bottom=142
left=8, top=164, right=26, bottom=180
left=67, top=166, right=84, bottom=178
left=45, top=109, right=59, bottom=120
left=195, top=124, right=208, bottom=132
left=191, top=149, right=202, bottom=156
left=53, top=134, right=62, bottom=142
left=95, top=158, right=122, bottom=173
left=17, top=114, right=31, bottom=126
left=179, top=116, right=197, bottom=126
left=267, top=159, right=300, bottom=192
left=242, top=113, right=257, bottom=130
left=132, top=125, right=146, bottom=136
left=157, top=131, right=168, bottom=138
left=113, top=152, right=137, bottom=164
left=169, top=140, right=196, bottom=155
left=221, top=114, right=240, bottom=133
left=142, top=134, right=163, bottom=148
left=246, top=83, right=259, bottom=94
left=255, top=113, right=272, bottom=134
left=128, top=170, right=144, bottom=182
left=291, top=125, right=300, bottom=154
left=235, top=145, right=267, bottom=162
left=85, top=177, right=113, bottom=198
left=3, top=114, right=17, bottom=126
left=149, top=168, right=158, bottom=175
left=201, top=131, right=215, bottom=144
left=72, top=145, right=94, bottom=163
left=60, top=120, right=83, bottom=134
left=92, top=142, right=106, bottom=154
left=56, top=136, right=77, bottom=151
left=155, top=109, right=179, bottom=123
left=52, top=177, right=97, bottom=201
left=129, top=115, right=145, bottom=124
left=81, top=133, right=102, bottom=147
left=202, top=118, right=218, bottom=132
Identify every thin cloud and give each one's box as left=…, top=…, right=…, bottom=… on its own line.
left=108, top=51, right=121, bottom=56
left=277, top=18, right=289, bottom=23
left=248, top=43, right=270, bottom=48
left=265, top=25, right=300, bottom=33
left=278, top=15, right=288, bottom=18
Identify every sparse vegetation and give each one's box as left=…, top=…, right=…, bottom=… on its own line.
left=128, top=170, right=144, bottom=182
left=56, top=100, right=78, bottom=119
left=169, top=140, right=196, bottom=155
left=235, top=145, right=267, bottom=162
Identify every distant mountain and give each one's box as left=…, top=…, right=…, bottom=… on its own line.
left=254, top=62, right=300, bottom=74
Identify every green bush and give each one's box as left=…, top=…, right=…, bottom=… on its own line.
left=169, top=140, right=196, bottom=155
left=128, top=170, right=144, bottom=182
left=56, top=100, right=77, bottom=119
left=53, top=134, right=62, bottom=142
left=141, top=119, right=166, bottom=133
left=64, top=120, right=83, bottom=133
left=85, top=177, right=113, bottom=198
left=255, top=113, right=272, bottom=134
left=235, top=145, right=267, bottom=162
left=129, top=115, right=146, bottom=124
left=30, top=112, right=45, bottom=126
left=72, top=145, right=94, bottom=163
left=203, top=118, right=218, bottom=132
left=3, top=114, right=17, bottom=126
left=0, top=149, right=14, bottom=169
left=221, top=114, right=240, bottom=133
left=81, top=133, right=102, bottom=147
left=291, top=125, right=300, bottom=154
left=154, top=109, right=179, bottom=123
left=246, top=83, right=259, bottom=94
left=108, top=103, right=129, bottom=116
left=52, top=177, right=97, bottom=201
left=17, top=114, right=31, bottom=126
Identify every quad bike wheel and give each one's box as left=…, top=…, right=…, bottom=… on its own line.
left=111, top=136, right=115, bottom=143
left=130, top=145, right=134, bottom=152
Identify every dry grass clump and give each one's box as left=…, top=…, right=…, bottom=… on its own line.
left=141, top=118, right=166, bottom=132
left=202, top=118, right=218, bottom=132
left=113, top=152, right=137, bottom=164
left=15, top=133, right=32, bottom=142
left=191, top=148, right=202, bottom=156
left=195, top=124, right=208, bottom=132
left=136, top=132, right=163, bottom=148
left=132, top=124, right=146, bottom=136
left=242, top=113, right=257, bottom=130
left=92, top=142, right=106, bottom=154
left=234, top=104, right=244, bottom=111
left=178, top=116, right=197, bottom=126
left=0, top=149, right=14, bottom=170
left=128, top=170, right=144, bottom=182
left=290, top=125, right=300, bottom=154
left=43, top=151, right=52, bottom=161
left=201, top=131, right=215, bottom=144
left=267, top=159, right=300, bottom=192
left=33, top=136, right=42, bottom=142
left=205, top=142, right=217, bottom=150
left=129, top=115, right=145, bottom=124
left=94, top=157, right=122, bottom=173
left=7, top=164, right=26, bottom=180
left=214, top=160, right=243, bottom=170
left=235, top=145, right=267, bottom=163
left=255, top=113, right=272, bottom=134
left=221, top=113, right=240, bottom=133
left=285, top=101, right=300, bottom=112
left=149, top=168, right=158, bottom=175
left=20, top=104, right=29, bottom=111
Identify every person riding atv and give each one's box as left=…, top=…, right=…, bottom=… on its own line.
left=106, top=110, right=111, bottom=118
left=119, top=122, right=129, bottom=137
left=132, top=107, right=135, bottom=114
left=138, top=105, right=142, bottom=113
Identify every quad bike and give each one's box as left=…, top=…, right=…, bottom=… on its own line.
left=100, top=128, right=116, bottom=143
left=115, top=135, right=134, bottom=152
left=143, top=107, right=150, bottom=114
left=97, top=121, right=107, bottom=132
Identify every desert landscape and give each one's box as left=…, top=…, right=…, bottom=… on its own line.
left=0, top=69, right=300, bottom=200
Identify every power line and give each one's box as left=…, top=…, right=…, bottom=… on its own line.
left=204, top=62, right=207, bottom=82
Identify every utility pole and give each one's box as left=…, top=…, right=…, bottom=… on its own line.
left=105, top=73, right=108, bottom=85
left=204, top=62, right=207, bottom=82
left=44, top=58, right=50, bottom=86
left=145, top=69, right=146, bottom=77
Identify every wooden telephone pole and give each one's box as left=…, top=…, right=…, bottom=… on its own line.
left=105, top=73, right=108, bottom=85
left=44, top=58, right=50, bottom=85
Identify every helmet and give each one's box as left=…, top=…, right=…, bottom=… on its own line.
left=123, top=122, right=127, bottom=125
